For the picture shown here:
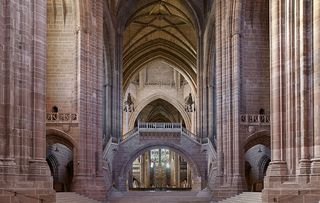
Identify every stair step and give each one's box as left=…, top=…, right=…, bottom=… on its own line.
left=110, top=191, right=212, bottom=203
left=217, top=192, right=262, bottom=203
left=56, top=192, right=102, bottom=203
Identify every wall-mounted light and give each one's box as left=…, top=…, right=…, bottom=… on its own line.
left=185, top=93, right=195, bottom=112
left=123, top=93, right=135, bottom=112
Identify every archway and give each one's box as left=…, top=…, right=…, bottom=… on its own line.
left=121, top=145, right=201, bottom=192
left=128, top=147, right=193, bottom=190
left=244, top=131, right=271, bottom=192
left=113, top=139, right=206, bottom=192
left=46, top=129, right=76, bottom=192
left=46, top=143, right=73, bottom=192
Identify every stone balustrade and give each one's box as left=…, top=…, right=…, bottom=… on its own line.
left=144, top=81, right=176, bottom=86
left=138, top=122, right=182, bottom=131
left=240, top=114, right=270, bottom=125
left=121, top=127, right=139, bottom=141
left=46, top=113, right=79, bottom=123
left=181, top=127, right=200, bottom=142
left=120, top=122, right=201, bottom=143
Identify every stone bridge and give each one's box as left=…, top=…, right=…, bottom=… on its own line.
left=103, top=123, right=217, bottom=192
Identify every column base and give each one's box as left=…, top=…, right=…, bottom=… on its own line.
left=0, top=188, right=56, bottom=203
left=191, top=176, right=202, bottom=191
left=211, top=185, right=242, bottom=201
left=264, top=161, right=288, bottom=188
left=0, top=159, right=55, bottom=203
left=0, top=158, right=17, bottom=170
left=299, top=159, right=312, bottom=175
left=211, top=175, right=246, bottom=201
left=297, top=159, right=312, bottom=183
left=262, top=187, right=320, bottom=203
left=310, top=158, right=320, bottom=186
left=311, top=158, right=320, bottom=174
left=28, top=159, right=53, bottom=182
left=115, top=175, right=127, bottom=191
left=72, top=175, right=107, bottom=201
left=262, top=161, right=320, bottom=203
left=231, top=175, right=246, bottom=191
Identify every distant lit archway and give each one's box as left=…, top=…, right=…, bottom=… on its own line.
left=129, top=147, right=193, bottom=190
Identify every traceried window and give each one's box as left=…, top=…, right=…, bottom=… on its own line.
left=150, top=149, right=159, bottom=168
left=150, top=148, right=169, bottom=168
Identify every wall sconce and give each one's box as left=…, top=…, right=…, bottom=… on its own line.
left=123, top=93, right=135, bottom=112
left=185, top=93, right=195, bottom=112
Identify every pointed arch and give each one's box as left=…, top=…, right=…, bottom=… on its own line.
left=128, top=93, right=192, bottom=131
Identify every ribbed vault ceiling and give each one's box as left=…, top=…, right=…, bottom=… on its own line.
left=123, top=0, right=197, bottom=88
left=124, top=0, right=196, bottom=55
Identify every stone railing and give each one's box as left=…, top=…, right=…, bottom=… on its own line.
left=138, top=122, right=181, bottom=131
left=46, top=113, right=79, bottom=123
left=240, top=114, right=270, bottom=125
left=120, top=122, right=201, bottom=143
left=121, top=127, right=139, bottom=141
left=181, top=127, right=200, bottom=143
left=144, top=81, right=176, bottom=87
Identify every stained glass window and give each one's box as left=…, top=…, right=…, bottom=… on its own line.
left=150, top=149, right=159, bottom=167
left=161, top=149, right=169, bottom=166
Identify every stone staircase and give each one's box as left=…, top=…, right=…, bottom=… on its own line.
left=109, top=191, right=212, bottom=203
left=216, top=192, right=262, bottom=203
left=56, top=192, right=102, bottom=203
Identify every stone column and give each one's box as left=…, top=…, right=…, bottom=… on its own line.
left=298, top=0, right=312, bottom=176
left=312, top=0, right=320, bottom=174
left=207, top=84, right=215, bottom=140
left=231, top=0, right=245, bottom=190
left=187, top=163, right=191, bottom=187
left=268, top=0, right=287, bottom=168
left=0, top=1, right=55, bottom=202
left=214, top=0, right=224, bottom=187
left=196, top=35, right=206, bottom=139
left=263, top=1, right=288, bottom=194
left=176, top=154, right=180, bottom=187
left=191, top=176, right=201, bottom=191
left=146, top=152, right=150, bottom=187
left=128, top=168, right=133, bottom=189
left=28, top=0, right=53, bottom=180
left=139, top=154, right=146, bottom=187
left=0, top=0, right=17, bottom=182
